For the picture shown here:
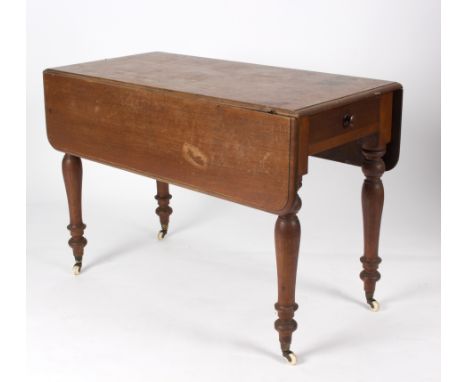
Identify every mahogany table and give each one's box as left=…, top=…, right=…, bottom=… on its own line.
left=43, top=52, right=402, bottom=365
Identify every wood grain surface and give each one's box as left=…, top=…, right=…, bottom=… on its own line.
left=44, top=71, right=298, bottom=214
left=48, top=52, right=400, bottom=117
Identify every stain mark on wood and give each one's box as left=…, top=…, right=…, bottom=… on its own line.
left=182, top=142, right=208, bottom=170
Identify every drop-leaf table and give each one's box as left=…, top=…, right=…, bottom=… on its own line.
left=43, top=52, right=402, bottom=365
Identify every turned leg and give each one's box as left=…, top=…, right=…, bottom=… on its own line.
left=274, top=196, right=301, bottom=365
left=360, top=142, right=386, bottom=311
left=62, top=154, right=87, bottom=275
left=155, top=180, right=172, bottom=240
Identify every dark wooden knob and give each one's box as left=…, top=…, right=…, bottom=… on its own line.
left=343, top=113, right=355, bottom=128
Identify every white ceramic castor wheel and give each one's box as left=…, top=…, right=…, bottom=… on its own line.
left=369, top=299, right=380, bottom=312
left=283, top=350, right=297, bottom=365
left=157, top=230, right=167, bottom=240
left=72, top=263, right=82, bottom=276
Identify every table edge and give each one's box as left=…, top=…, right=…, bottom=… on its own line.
left=43, top=68, right=402, bottom=118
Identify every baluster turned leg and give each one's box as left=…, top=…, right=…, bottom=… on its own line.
left=274, top=196, right=301, bottom=365
left=62, top=154, right=87, bottom=275
left=360, top=142, right=386, bottom=311
left=155, top=180, right=173, bottom=240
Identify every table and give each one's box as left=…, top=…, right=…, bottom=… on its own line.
left=43, top=52, right=403, bottom=365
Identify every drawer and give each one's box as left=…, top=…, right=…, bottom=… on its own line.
left=307, top=96, right=380, bottom=154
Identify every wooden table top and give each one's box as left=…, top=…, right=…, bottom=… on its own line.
left=48, top=52, right=399, bottom=117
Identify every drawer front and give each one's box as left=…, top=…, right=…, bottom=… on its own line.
left=307, top=97, right=380, bottom=154
left=44, top=72, right=296, bottom=214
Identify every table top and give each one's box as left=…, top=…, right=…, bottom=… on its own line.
left=47, top=52, right=399, bottom=117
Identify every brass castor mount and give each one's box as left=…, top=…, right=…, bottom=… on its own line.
left=72, top=262, right=82, bottom=275
left=368, top=299, right=380, bottom=312
left=282, top=350, right=297, bottom=365
left=157, top=229, right=167, bottom=240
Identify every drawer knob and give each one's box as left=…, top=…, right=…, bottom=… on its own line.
left=343, top=113, right=355, bottom=128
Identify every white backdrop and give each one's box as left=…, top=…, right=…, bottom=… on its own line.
left=27, top=1, right=440, bottom=381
